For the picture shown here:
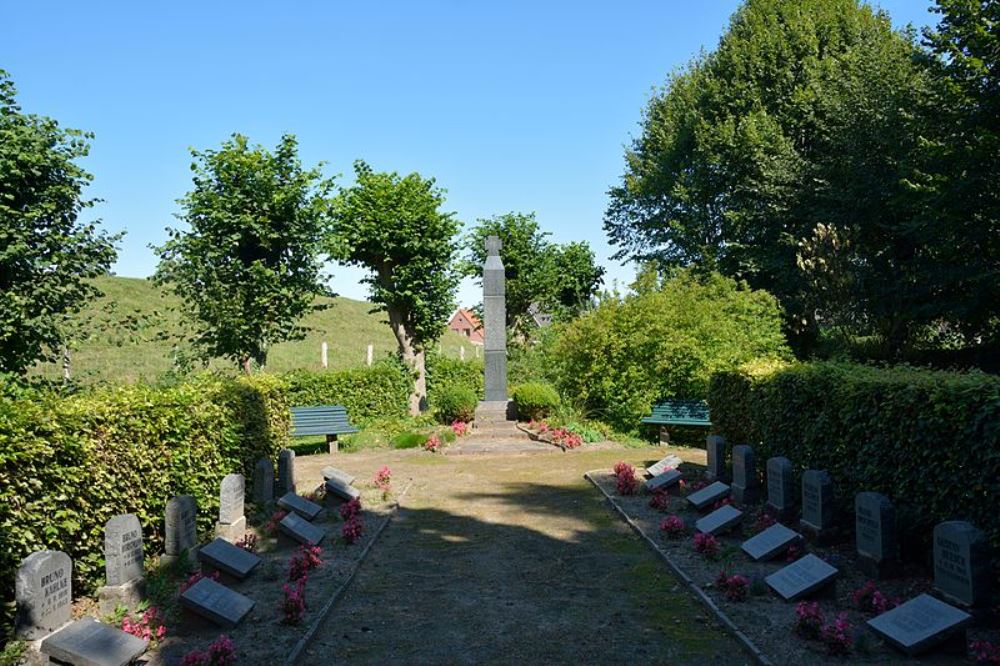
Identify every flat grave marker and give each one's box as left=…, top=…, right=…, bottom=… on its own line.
left=325, top=477, right=361, bottom=501
left=253, top=458, right=274, bottom=504
left=867, top=593, right=972, bottom=656
left=180, top=577, right=255, bottom=628
left=705, top=435, right=726, bottom=480
left=645, top=469, right=682, bottom=493
left=742, top=523, right=802, bottom=561
left=695, top=505, right=744, bottom=535
left=277, top=492, right=323, bottom=521
left=15, top=550, right=72, bottom=639
left=765, top=553, right=838, bottom=601
left=279, top=512, right=326, bottom=546
left=321, top=466, right=355, bottom=486
left=687, top=481, right=730, bottom=511
left=933, top=521, right=991, bottom=607
left=40, top=618, right=147, bottom=666
left=198, top=538, right=262, bottom=580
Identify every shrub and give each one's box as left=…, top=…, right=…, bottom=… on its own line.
left=820, top=612, right=853, bottom=655
left=794, top=602, right=824, bottom=640
left=283, top=358, right=410, bottom=426
left=511, top=382, right=561, bottom=421
left=280, top=578, right=307, bottom=625
left=612, top=461, right=637, bottom=495
left=693, top=533, right=719, bottom=559
left=181, top=635, right=237, bottom=666
left=433, top=385, right=477, bottom=424
left=288, top=545, right=323, bottom=582
left=659, top=515, right=685, bottom=538
left=339, top=498, right=362, bottom=521
left=341, top=517, right=364, bottom=544
left=424, top=435, right=442, bottom=452
left=548, top=270, right=789, bottom=432
left=709, top=360, right=1000, bottom=569
left=426, top=353, right=483, bottom=408
left=391, top=431, right=428, bottom=449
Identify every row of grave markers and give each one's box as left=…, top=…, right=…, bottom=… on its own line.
left=14, top=450, right=359, bottom=665
left=643, top=437, right=992, bottom=657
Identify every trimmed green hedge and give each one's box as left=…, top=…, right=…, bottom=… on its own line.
left=511, top=382, right=560, bottom=421
left=426, top=354, right=483, bottom=412
left=709, top=361, right=1000, bottom=569
left=0, top=374, right=288, bottom=640
left=283, top=358, right=410, bottom=426
left=433, top=385, right=477, bottom=423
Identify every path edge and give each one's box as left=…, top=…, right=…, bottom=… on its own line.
left=284, top=479, right=414, bottom=666
left=584, top=470, right=774, bottom=666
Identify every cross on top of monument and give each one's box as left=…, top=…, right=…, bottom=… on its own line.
left=485, top=235, right=502, bottom=256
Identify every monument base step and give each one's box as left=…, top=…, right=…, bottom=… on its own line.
left=475, top=400, right=515, bottom=423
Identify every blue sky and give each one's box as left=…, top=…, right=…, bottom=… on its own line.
left=4, top=1, right=937, bottom=305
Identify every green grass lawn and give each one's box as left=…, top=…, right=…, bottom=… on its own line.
left=33, top=275, right=480, bottom=384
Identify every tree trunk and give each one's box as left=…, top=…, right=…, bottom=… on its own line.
left=240, top=355, right=253, bottom=375
left=387, top=307, right=427, bottom=415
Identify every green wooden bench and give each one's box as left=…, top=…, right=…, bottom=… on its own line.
left=290, top=405, right=359, bottom=454
left=641, top=399, right=711, bottom=445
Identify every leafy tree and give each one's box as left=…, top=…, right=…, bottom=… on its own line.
left=153, top=133, right=333, bottom=373
left=329, top=161, right=460, bottom=414
left=464, top=212, right=604, bottom=333
left=0, top=70, right=120, bottom=374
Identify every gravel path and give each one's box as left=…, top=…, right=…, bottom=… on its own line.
left=294, top=446, right=750, bottom=665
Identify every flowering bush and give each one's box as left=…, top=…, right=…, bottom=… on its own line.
left=424, top=435, right=442, bottom=452
left=693, top=532, right=719, bottom=559
left=850, top=580, right=898, bottom=615
left=971, top=640, right=1000, bottom=665
left=649, top=490, right=671, bottom=512
left=687, top=479, right=707, bottom=494
left=263, top=509, right=288, bottom=535
left=794, top=601, right=824, bottom=639
left=820, top=612, right=853, bottom=655
left=342, top=516, right=364, bottom=544
left=711, top=496, right=733, bottom=510
left=178, top=570, right=219, bottom=596
left=659, top=515, right=686, bottom=538
left=714, top=571, right=750, bottom=602
left=121, top=606, right=167, bottom=644
left=451, top=420, right=468, bottom=437
left=288, top=545, right=323, bottom=582
left=235, top=533, right=258, bottom=553
left=613, top=461, right=638, bottom=495
left=339, top=497, right=362, bottom=521
left=180, top=634, right=237, bottom=665
left=785, top=543, right=802, bottom=562
left=748, top=511, right=776, bottom=535
left=280, top=578, right=307, bottom=625
left=374, top=466, right=392, bottom=495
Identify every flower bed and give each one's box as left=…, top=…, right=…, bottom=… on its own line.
left=519, top=420, right=584, bottom=450
left=588, top=466, right=999, bottom=665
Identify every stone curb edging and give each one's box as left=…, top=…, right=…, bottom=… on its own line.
left=284, top=479, right=415, bottom=665
left=584, top=470, right=774, bottom=666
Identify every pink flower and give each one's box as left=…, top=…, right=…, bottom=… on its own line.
left=178, top=570, right=219, bottom=596
left=970, top=640, right=1000, bottom=665
left=339, top=497, right=362, bottom=521
left=424, top=435, right=442, bottom=452
left=659, top=515, right=685, bottom=538
left=288, top=544, right=323, bottom=582
left=820, top=612, right=853, bottom=655
left=342, top=516, right=364, bottom=544
left=613, top=461, right=638, bottom=495
left=451, top=420, right=468, bottom=437
left=649, top=490, right=671, bottom=512
left=794, top=601, right=824, bottom=640
left=373, top=466, right=392, bottom=494
left=235, top=533, right=258, bottom=553
left=693, top=532, right=719, bottom=558
left=181, top=634, right=236, bottom=666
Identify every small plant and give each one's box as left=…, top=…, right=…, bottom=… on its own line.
left=794, top=601, right=824, bottom=640
left=971, top=640, right=1000, bottom=665
left=263, top=509, right=288, bottom=535
left=424, top=434, right=442, bottom=452
left=451, top=420, right=468, bottom=437
left=342, top=516, right=364, bottom=544
left=339, top=497, right=362, bottom=521
left=687, top=479, right=708, bottom=494
left=121, top=605, right=167, bottom=644
left=659, top=515, right=686, bottom=538
left=714, top=571, right=750, bottom=601
left=748, top=511, right=776, bottom=535
left=693, top=532, right=719, bottom=559
left=851, top=580, right=898, bottom=615
left=435, top=385, right=477, bottom=423
left=749, top=576, right=768, bottom=596
left=784, top=543, right=802, bottom=562
left=178, top=570, right=219, bottom=596
left=180, top=634, right=237, bottom=665
left=820, top=612, right=853, bottom=655
left=288, top=544, right=323, bottom=582
left=374, top=466, right=392, bottom=496
left=0, top=640, right=26, bottom=666
left=648, top=490, right=670, bottom=512
left=613, top=461, right=638, bottom=495
left=511, top=382, right=561, bottom=420
left=711, top=496, right=733, bottom=510
left=235, top=533, right=258, bottom=553
left=280, top=577, right=307, bottom=625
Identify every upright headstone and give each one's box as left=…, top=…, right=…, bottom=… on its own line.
left=216, top=473, right=246, bottom=542
left=278, top=448, right=296, bottom=495
left=933, top=521, right=991, bottom=608
left=475, top=235, right=512, bottom=424
left=98, top=514, right=145, bottom=613
left=765, top=456, right=796, bottom=519
left=15, top=550, right=72, bottom=639
left=163, top=495, right=198, bottom=567
left=855, top=492, right=898, bottom=578
left=705, top=435, right=726, bottom=481
left=800, top=470, right=835, bottom=542
left=253, top=457, right=274, bottom=505
left=730, top=445, right=759, bottom=506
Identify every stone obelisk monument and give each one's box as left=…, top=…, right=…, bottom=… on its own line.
left=475, top=235, right=512, bottom=423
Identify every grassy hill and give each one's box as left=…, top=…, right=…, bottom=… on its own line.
left=32, top=276, right=481, bottom=384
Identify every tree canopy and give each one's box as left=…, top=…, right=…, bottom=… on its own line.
left=153, top=133, right=333, bottom=373
left=0, top=70, right=120, bottom=375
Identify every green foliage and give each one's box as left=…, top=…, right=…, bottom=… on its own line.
left=709, top=360, right=1000, bottom=568
left=153, top=133, right=333, bottom=372
left=511, top=382, right=561, bottom=421
left=0, top=639, right=25, bottom=666
left=0, top=374, right=288, bottom=641
left=391, top=431, right=429, bottom=449
left=0, top=69, right=120, bottom=374
left=426, top=353, right=483, bottom=406
left=463, top=212, right=605, bottom=332
left=282, top=359, right=411, bottom=427
left=329, top=161, right=460, bottom=413
left=549, top=270, right=789, bottom=432
left=432, top=385, right=478, bottom=424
